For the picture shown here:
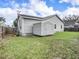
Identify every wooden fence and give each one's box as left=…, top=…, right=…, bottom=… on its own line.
left=0, top=26, right=16, bottom=39
left=0, top=26, right=5, bottom=39
left=64, top=28, right=79, bottom=31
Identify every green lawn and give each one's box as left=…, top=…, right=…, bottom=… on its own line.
left=1, top=32, right=79, bottom=59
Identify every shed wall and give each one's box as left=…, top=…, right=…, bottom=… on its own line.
left=41, top=21, right=54, bottom=36
left=33, top=23, right=41, bottom=35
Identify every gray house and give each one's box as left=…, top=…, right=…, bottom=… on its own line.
left=64, top=19, right=79, bottom=31
left=16, top=14, right=64, bottom=36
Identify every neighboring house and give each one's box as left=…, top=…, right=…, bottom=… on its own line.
left=16, top=14, right=64, bottom=36
left=64, top=19, right=79, bottom=31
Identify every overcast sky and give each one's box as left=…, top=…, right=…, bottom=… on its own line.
left=0, top=0, right=79, bottom=25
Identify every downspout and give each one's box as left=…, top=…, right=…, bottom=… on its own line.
left=16, top=10, right=21, bottom=35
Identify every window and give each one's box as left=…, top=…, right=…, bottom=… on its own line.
left=61, top=25, right=62, bottom=29
left=54, top=24, right=56, bottom=29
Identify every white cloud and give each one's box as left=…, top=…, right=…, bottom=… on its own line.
left=19, top=8, right=37, bottom=16
left=56, top=7, right=79, bottom=19
left=63, top=7, right=79, bottom=15
left=59, top=0, right=79, bottom=6
left=0, top=8, right=17, bottom=25
left=21, top=3, right=27, bottom=7
left=1, top=0, right=79, bottom=26
left=0, top=0, right=61, bottom=26
left=0, top=7, right=38, bottom=26
left=28, top=0, right=60, bottom=17
left=10, top=0, right=20, bottom=8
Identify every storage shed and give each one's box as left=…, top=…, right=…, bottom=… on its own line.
left=33, top=21, right=55, bottom=36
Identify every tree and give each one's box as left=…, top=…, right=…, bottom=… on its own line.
left=0, top=17, right=5, bottom=22
left=13, top=19, right=17, bottom=28
left=0, top=17, right=5, bottom=27
left=0, top=17, right=5, bottom=39
left=63, top=15, right=79, bottom=21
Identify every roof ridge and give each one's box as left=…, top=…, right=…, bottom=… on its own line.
left=19, top=14, right=57, bottom=19
left=18, top=14, right=63, bottom=22
left=19, top=14, right=43, bottom=19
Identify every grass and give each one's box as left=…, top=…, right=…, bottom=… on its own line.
left=0, top=32, right=79, bottom=59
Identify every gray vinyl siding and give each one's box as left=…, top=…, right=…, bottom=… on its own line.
left=22, top=19, right=40, bottom=36
left=33, top=23, right=41, bottom=35
left=33, top=21, right=55, bottom=36
left=41, top=21, right=54, bottom=36
left=17, top=14, right=64, bottom=36
left=46, top=16, right=64, bottom=32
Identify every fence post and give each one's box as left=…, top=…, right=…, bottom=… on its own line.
left=1, top=26, right=4, bottom=39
